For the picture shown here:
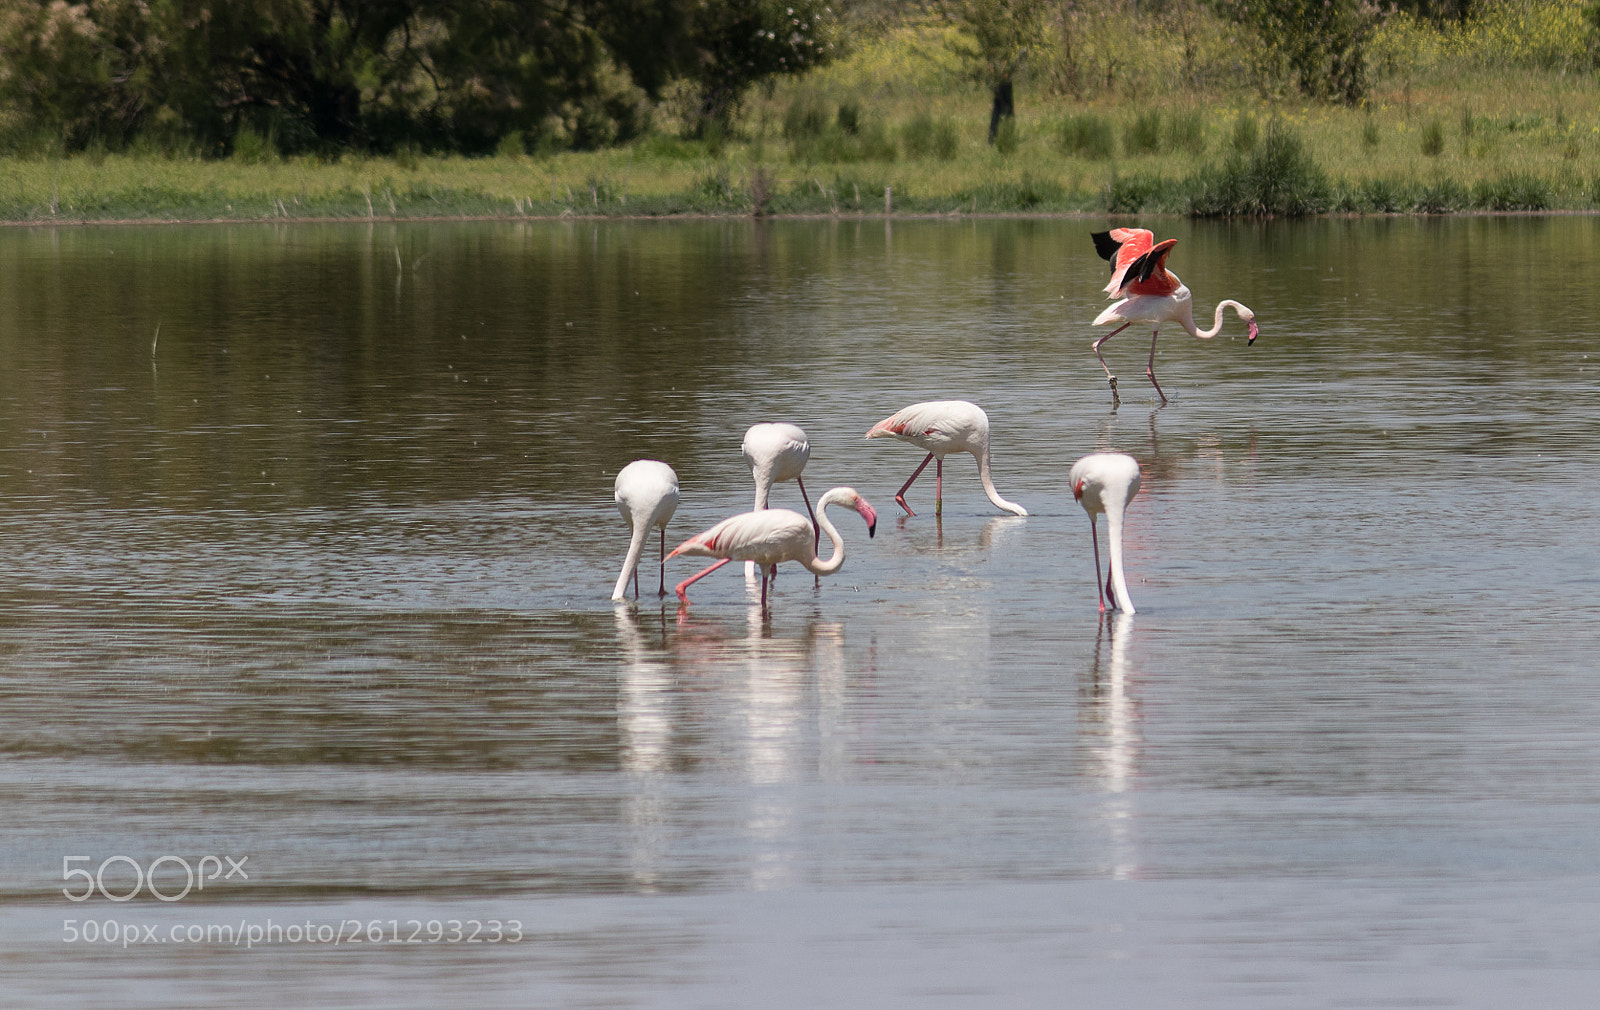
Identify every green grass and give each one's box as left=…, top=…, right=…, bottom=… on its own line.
left=6, top=3, right=1600, bottom=221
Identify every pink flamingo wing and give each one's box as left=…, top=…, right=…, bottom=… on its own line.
left=1102, top=229, right=1159, bottom=296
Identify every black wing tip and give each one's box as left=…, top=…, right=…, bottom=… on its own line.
left=1091, top=231, right=1120, bottom=265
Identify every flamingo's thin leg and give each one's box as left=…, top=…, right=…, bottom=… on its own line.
left=796, top=475, right=819, bottom=554
left=935, top=458, right=943, bottom=516
left=1089, top=514, right=1106, bottom=613
left=1093, top=322, right=1132, bottom=395
left=675, top=558, right=732, bottom=603
left=760, top=564, right=774, bottom=614
left=895, top=452, right=935, bottom=516
left=657, top=527, right=667, bottom=597
left=632, top=566, right=639, bottom=600
left=1145, top=325, right=1168, bottom=404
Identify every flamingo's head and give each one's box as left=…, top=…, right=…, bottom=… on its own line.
left=1237, top=306, right=1259, bottom=346
left=849, top=491, right=878, bottom=538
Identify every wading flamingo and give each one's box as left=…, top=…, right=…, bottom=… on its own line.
left=1070, top=452, right=1142, bottom=614
left=669, top=487, right=878, bottom=612
left=742, top=422, right=818, bottom=573
left=864, top=400, right=1027, bottom=517
left=1090, top=228, right=1259, bottom=403
left=611, top=460, right=681, bottom=601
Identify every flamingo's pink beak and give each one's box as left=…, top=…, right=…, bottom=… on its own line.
left=1247, top=320, right=1259, bottom=345
left=856, top=499, right=878, bottom=538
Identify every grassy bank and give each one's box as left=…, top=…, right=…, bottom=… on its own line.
left=5, top=5, right=1600, bottom=222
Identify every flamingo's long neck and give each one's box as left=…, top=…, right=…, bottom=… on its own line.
left=611, top=517, right=651, bottom=601
left=1104, top=502, right=1135, bottom=614
left=1185, top=299, right=1246, bottom=340
left=752, top=469, right=772, bottom=510
left=803, top=501, right=848, bottom=576
left=975, top=439, right=1028, bottom=516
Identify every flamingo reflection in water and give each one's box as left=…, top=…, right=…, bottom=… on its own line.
left=1081, top=612, right=1142, bottom=880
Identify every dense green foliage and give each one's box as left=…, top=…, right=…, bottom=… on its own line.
left=0, top=0, right=836, bottom=155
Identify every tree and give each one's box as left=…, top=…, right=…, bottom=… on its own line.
left=1225, top=0, right=1376, bottom=105
left=678, top=0, right=839, bottom=137
left=944, top=0, right=1045, bottom=144
left=0, top=0, right=702, bottom=153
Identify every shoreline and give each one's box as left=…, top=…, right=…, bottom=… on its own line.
left=5, top=208, right=1597, bottom=228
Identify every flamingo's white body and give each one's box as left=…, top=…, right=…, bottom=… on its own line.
left=1090, top=228, right=1258, bottom=403
left=1070, top=452, right=1141, bottom=614
left=741, top=422, right=817, bottom=574
left=611, top=460, right=680, bottom=601
left=669, top=487, right=877, bottom=611
left=864, top=400, right=1027, bottom=517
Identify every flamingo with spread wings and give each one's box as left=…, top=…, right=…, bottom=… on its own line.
left=1089, top=228, right=1259, bottom=403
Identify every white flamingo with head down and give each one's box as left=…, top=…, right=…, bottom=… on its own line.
left=1090, top=228, right=1259, bottom=403
left=1070, top=452, right=1142, bottom=614
left=741, top=422, right=818, bottom=573
left=668, top=487, right=878, bottom=612
left=611, top=460, right=680, bottom=601
left=864, top=400, right=1027, bottom=517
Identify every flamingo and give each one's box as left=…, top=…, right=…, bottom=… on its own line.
left=1070, top=452, right=1141, bottom=614
left=611, top=460, right=680, bottom=601
left=742, top=422, right=818, bottom=572
left=669, top=487, right=878, bottom=612
left=1090, top=228, right=1259, bottom=403
left=864, top=400, right=1027, bottom=517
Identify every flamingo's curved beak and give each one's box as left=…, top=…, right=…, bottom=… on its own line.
left=856, top=499, right=878, bottom=538
left=1247, top=320, right=1259, bottom=345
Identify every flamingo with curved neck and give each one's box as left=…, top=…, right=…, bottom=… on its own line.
left=1070, top=452, right=1142, bottom=614
left=1089, top=228, right=1259, bottom=403
left=865, top=400, right=1027, bottom=517
left=668, top=487, right=878, bottom=612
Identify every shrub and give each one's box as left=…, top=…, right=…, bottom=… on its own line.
left=1412, top=178, right=1467, bottom=212
left=1231, top=114, right=1259, bottom=153
left=1056, top=115, right=1115, bottom=159
left=784, top=98, right=829, bottom=140
left=902, top=114, right=960, bottom=160
left=232, top=126, right=277, bottom=164
left=1105, top=173, right=1173, bottom=213
left=1420, top=117, right=1445, bottom=156
left=1188, top=120, right=1330, bottom=216
left=1471, top=173, right=1550, bottom=210
left=1355, top=176, right=1407, bottom=212
left=1125, top=110, right=1162, bottom=154
left=1168, top=111, right=1206, bottom=154
left=959, top=173, right=1066, bottom=211
left=837, top=101, right=861, bottom=135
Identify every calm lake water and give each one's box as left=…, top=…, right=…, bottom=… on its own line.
left=2, top=215, right=1598, bottom=1007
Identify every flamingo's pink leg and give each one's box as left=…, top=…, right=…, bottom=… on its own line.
left=632, top=566, right=640, bottom=600
left=1092, top=321, right=1132, bottom=394
left=895, top=452, right=935, bottom=516
left=1145, top=325, right=1168, bottom=404
left=657, top=528, right=668, bottom=597
left=1088, top=514, right=1106, bottom=613
left=796, top=475, right=819, bottom=554
left=675, top=558, right=732, bottom=603
left=935, top=458, right=943, bottom=516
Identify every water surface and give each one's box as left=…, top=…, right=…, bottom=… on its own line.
left=2, top=216, right=1599, bottom=1006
